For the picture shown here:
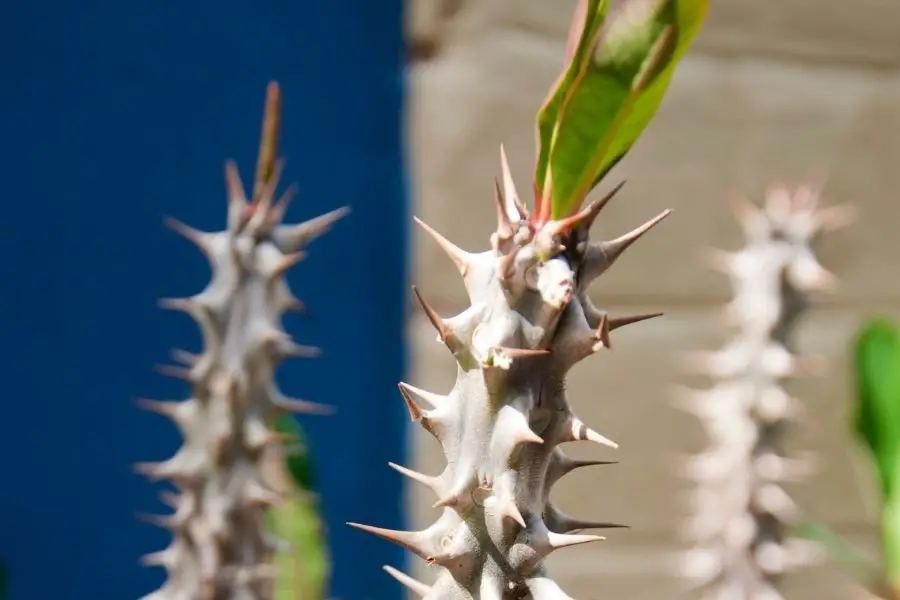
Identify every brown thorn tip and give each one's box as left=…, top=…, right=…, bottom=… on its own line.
left=163, top=217, right=206, bottom=245
left=498, top=500, right=527, bottom=527
left=583, top=179, right=627, bottom=228
left=394, top=382, right=443, bottom=408
left=397, top=383, right=425, bottom=422
left=284, top=296, right=306, bottom=313
left=432, top=496, right=457, bottom=509
left=346, top=522, right=420, bottom=552
left=411, top=285, right=448, bottom=341
left=595, top=313, right=611, bottom=349
left=602, top=209, right=672, bottom=263
left=254, top=81, right=283, bottom=199
left=569, top=417, right=618, bottom=448
left=493, top=177, right=513, bottom=235
left=548, top=532, right=605, bottom=549
left=515, top=425, right=544, bottom=445
left=135, top=512, right=171, bottom=527
left=275, top=397, right=335, bottom=415
left=498, top=246, right=520, bottom=280
left=170, top=348, right=199, bottom=365
left=499, top=144, right=528, bottom=219
left=271, top=182, right=299, bottom=219
left=280, top=342, right=322, bottom=359
left=501, top=347, right=551, bottom=358
left=224, top=160, right=246, bottom=196
left=154, top=364, right=191, bottom=381
left=558, top=180, right=627, bottom=232
left=157, top=298, right=193, bottom=312
left=608, top=312, right=664, bottom=331
left=413, top=216, right=469, bottom=276
left=135, top=397, right=175, bottom=411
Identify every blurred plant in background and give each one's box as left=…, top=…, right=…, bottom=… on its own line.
left=138, top=82, right=345, bottom=600
left=676, top=183, right=851, bottom=600
left=271, top=416, right=330, bottom=600
left=799, top=317, right=900, bottom=600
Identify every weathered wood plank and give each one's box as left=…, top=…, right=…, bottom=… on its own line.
left=414, top=0, right=900, bottom=67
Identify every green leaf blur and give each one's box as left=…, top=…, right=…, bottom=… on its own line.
left=270, top=415, right=329, bottom=600
left=854, top=318, right=900, bottom=499
left=271, top=496, right=330, bottom=600
left=274, top=415, right=317, bottom=490
left=854, top=317, right=900, bottom=586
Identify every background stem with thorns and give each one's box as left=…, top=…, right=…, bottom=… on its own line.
left=676, top=183, right=854, bottom=600
left=137, top=82, right=347, bottom=600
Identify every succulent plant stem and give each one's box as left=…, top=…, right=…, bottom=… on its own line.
left=350, top=147, right=667, bottom=600
left=676, top=183, right=855, bottom=600
left=137, top=82, right=349, bottom=600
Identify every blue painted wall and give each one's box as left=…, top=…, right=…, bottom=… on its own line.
left=0, top=1, right=409, bottom=599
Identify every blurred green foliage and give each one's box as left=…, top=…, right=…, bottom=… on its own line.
left=797, top=317, right=900, bottom=598
left=271, top=415, right=329, bottom=600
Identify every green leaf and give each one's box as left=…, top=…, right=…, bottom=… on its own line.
left=534, top=0, right=610, bottom=208
left=274, top=415, right=317, bottom=491
left=884, top=496, right=900, bottom=589
left=795, top=520, right=883, bottom=585
left=853, top=318, right=900, bottom=500
left=270, top=492, right=330, bottom=600
left=534, top=0, right=708, bottom=221
left=268, top=417, right=329, bottom=599
left=854, top=318, right=900, bottom=586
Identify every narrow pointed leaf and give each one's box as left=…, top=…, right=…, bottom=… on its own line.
left=853, top=318, right=900, bottom=500
left=535, top=0, right=708, bottom=220
left=535, top=0, right=610, bottom=216
left=853, top=318, right=900, bottom=586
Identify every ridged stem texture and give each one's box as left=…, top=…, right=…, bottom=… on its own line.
left=350, top=148, right=669, bottom=600
left=137, top=83, right=348, bottom=600
left=676, top=183, right=855, bottom=600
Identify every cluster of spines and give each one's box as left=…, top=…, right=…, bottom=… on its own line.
left=675, top=183, right=856, bottom=600
left=136, top=82, right=349, bottom=600
left=349, top=146, right=669, bottom=600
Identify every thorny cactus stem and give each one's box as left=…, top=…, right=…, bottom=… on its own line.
left=676, top=183, right=856, bottom=600
left=348, top=149, right=669, bottom=600
left=136, top=82, right=349, bottom=600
